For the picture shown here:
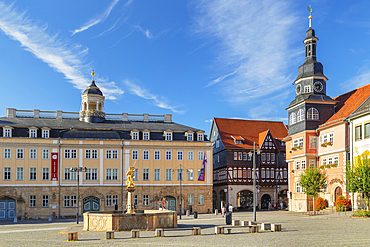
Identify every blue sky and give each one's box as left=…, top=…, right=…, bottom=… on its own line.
left=0, top=1, right=369, bottom=135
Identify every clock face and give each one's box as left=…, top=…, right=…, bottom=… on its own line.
left=314, top=81, right=323, bottom=92
left=296, top=84, right=301, bottom=95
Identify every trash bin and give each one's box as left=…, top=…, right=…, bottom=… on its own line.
left=225, top=212, right=232, bottom=225
left=194, top=211, right=198, bottom=219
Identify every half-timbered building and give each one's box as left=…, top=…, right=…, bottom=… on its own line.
left=210, top=118, right=288, bottom=211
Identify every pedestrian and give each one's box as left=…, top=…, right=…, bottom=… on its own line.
left=268, top=202, right=271, bottom=210
left=221, top=205, right=226, bottom=217
left=280, top=202, right=283, bottom=210
left=229, top=204, right=233, bottom=212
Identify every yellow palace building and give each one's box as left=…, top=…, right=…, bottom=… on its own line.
left=0, top=76, right=213, bottom=220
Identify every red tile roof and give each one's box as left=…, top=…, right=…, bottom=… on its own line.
left=319, top=84, right=370, bottom=129
left=258, top=130, right=269, bottom=147
left=214, top=118, right=288, bottom=149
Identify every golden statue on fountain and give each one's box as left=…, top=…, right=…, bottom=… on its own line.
left=126, top=165, right=136, bottom=213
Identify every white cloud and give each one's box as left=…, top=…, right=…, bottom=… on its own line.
left=342, top=63, right=370, bottom=92
left=71, top=0, right=120, bottom=36
left=194, top=0, right=299, bottom=102
left=135, top=25, right=153, bottom=39
left=0, top=2, right=123, bottom=100
left=123, top=80, right=185, bottom=114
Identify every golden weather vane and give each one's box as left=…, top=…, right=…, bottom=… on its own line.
left=91, top=70, right=95, bottom=81
left=307, top=5, right=313, bottom=28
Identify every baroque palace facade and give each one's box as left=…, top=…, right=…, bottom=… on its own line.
left=285, top=17, right=370, bottom=212
left=0, top=78, right=213, bottom=220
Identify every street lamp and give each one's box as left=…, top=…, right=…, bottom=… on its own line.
left=70, top=167, right=87, bottom=224
left=173, top=164, right=189, bottom=219
left=248, top=142, right=261, bottom=222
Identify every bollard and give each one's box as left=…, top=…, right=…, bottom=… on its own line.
left=232, top=219, right=240, bottom=226
left=155, top=228, right=164, bottom=237
left=192, top=227, right=201, bottom=235
left=249, top=225, right=259, bottom=233
left=186, top=210, right=190, bottom=216
left=13, top=217, right=17, bottom=223
left=48, top=215, right=52, bottom=222
left=215, top=209, right=218, bottom=215
left=194, top=211, right=198, bottom=219
left=271, top=224, right=281, bottom=232
left=215, top=226, right=224, bottom=234
left=131, top=230, right=140, bottom=238
left=68, top=232, right=78, bottom=241
left=106, top=231, right=114, bottom=239
left=261, top=223, right=271, bottom=231
left=241, top=220, right=248, bottom=227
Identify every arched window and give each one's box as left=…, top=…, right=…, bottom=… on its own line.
left=290, top=112, right=296, bottom=125
left=307, top=108, right=319, bottom=120
left=297, top=109, right=304, bottom=122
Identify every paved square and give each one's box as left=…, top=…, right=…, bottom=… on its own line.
left=0, top=211, right=369, bottom=246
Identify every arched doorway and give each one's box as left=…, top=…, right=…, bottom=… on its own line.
left=212, top=190, right=217, bottom=211
left=237, top=190, right=253, bottom=210
left=164, top=196, right=176, bottom=212
left=0, top=197, right=15, bottom=220
left=83, top=196, right=100, bottom=212
left=334, top=187, right=342, bottom=204
left=261, top=194, right=271, bottom=209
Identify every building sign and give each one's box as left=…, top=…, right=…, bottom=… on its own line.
left=51, top=153, right=58, bottom=181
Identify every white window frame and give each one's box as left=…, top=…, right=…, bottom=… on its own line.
left=154, top=150, right=160, bottom=160
left=29, top=129, right=37, bottom=138
left=198, top=194, right=204, bottom=205
left=143, top=150, right=149, bottom=160
left=16, top=167, right=23, bottom=180
left=296, top=182, right=301, bottom=193
left=42, top=168, right=49, bottom=180
left=143, top=168, right=149, bottom=181
left=296, top=161, right=300, bottom=170
left=85, top=149, right=98, bottom=159
left=307, top=107, right=319, bottom=120
left=17, top=149, right=24, bottom=159
left=297, top=109, right=304, bottom=122
left=301, top=160, right=306, bottom=170
left=64, top=149, right=77, bottom=159
left=30, top=195, right=36, bottom=207
left=29, top=167, right=37, bottom=180
left=42, top=149, right=49, bottom=159
left=42, top=129, right=49, bottom=138
left=4, top=167, right=11, bottom=180
left=165, top=132, right=172, bottom=141
left=143, top=195, right=149, bottom=206
left=290, top=112, right=296, bottom=125
left=132, top=150, right=138, bottom=160
left=143, top=132, right=150, bottom=140
left=165, top=151, right=172, bottom=160
left=4, top=148, right=11, bottom=159
left=198, top=151, right=204, bottom=161
left=188, top=194, right=193, bottom=205
left=64, top=196, right=70, bottom=207
left=188, top=151, right=194, bottom=161
left=177, top=151, right=183, bottom=161
left=3, top=128, right=11, bottom=137
left=187, top=169, right=194, bottom=181
left=154, top=169, right=160, bottom=181
left=30, top=149, right=37, bottom=159
left=165, top=169, right=172, bottom=181
left=85, top=168, right=98, bottom=180
left=187, top=133, right=193, bottom=141
left=197, top=133, right=204, bottom=141
left=106, top=150, right=118, bottom=159
left=132, top=132, right=139, bottom=140
left=304, top=85, right=311, bottom=93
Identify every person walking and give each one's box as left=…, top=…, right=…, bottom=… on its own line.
left=229, top=204, right=233, bottom=212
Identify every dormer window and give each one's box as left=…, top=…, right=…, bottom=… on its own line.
left=185, top=131, right=194, bottom=141
left=3, top=127, right=12, bottom=137
left=196, top=132, right=204, bottom=141
left=231, top=135, right=244, bottom=144
left=143, top=131, right=150, bottom=140
left=42, top=129, right=50, bottom=138
left=131, top=131, right=139, bottom=140
left=166, top=132, right=172, bottom=141
left=29, top=128, right=37, bottom=138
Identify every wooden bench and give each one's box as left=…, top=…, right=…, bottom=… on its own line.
left=192, top=227, right=201, bottom=235
left=232, top=219, right=240, bottom=226
left=215, top=226, right=224, bottom=234
left=249, top=225, right=259, bottom=233
left=155, top=228, right=164, bottom=237
left=68, top=232, right=78, bottom=241
left=271, top=224, right=281, bottom=232
left=261, top=223, right=271, bottom=231
left=106, top=231, right=114, bottom=239
left=131, top=229, right=140, bottom=238
left=226, top=228, right=232, bottom=234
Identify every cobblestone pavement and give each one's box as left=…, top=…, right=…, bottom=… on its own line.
left=0, top=211, right=369, bottom=246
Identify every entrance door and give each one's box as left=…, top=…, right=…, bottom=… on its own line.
left=334, top=187, right=342, bottom=204
left=83, top=196, right=100, bottom=212
left=165, top=196, right=176, bottom=211
left=0, top=197, right=15, bottom=220
left=237, top=190, right=253, bottom=210
left=261, top=194, right=271, bottom=209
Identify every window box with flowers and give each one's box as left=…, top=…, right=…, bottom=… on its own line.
left=292, top=145, right=303, bottom=151
left=331, top=163, right=338, bottom=168
left=321, top=141, right=333, bottom=147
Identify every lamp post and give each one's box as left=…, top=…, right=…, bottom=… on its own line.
left=248, top=142, right=261, bottom=222
left=173, top=164, right=188, bottom=219
left=70, top=167, right=87, bottom=224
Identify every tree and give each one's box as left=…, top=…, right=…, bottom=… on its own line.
left=299, top=168, right=326, bottom=214
left=346, top=157, right=370, bottom=210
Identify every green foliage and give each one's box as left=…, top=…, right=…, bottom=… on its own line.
left=315, top=197, right=326, bottom=211
left=335, top=195, right=349, bottom=211
left=346, top=157, right=370, bottom=209
left=299, top=168, right=326, bottom=198
left=353, top=209, right=370, bottom=217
